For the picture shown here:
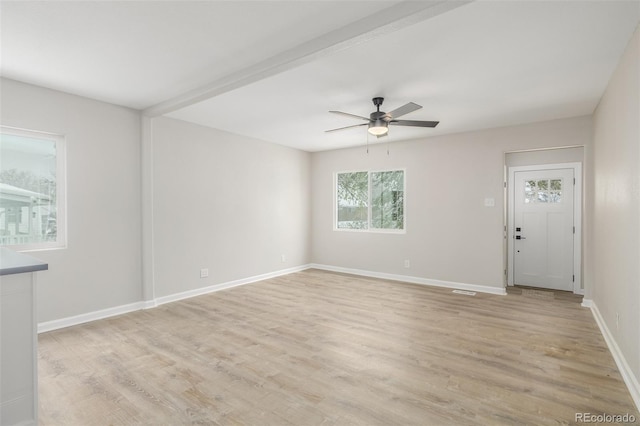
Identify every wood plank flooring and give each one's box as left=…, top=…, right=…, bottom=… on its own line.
left=38, top=269, right=639, bottom=425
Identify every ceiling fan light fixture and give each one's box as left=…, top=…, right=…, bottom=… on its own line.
left=368, top=119, right=388, bottom=136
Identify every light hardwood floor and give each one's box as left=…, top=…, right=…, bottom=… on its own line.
left=38, top=269, right=639, bottom=425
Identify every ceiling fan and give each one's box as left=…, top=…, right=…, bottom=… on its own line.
left=326, top=97, right=439, bottom=137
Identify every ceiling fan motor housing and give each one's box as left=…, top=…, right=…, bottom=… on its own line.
left=370, top=111, right=387, bottom=120
left=368, top=97, right=389, bottom=135
left=371, top=97, right=388, bottom=122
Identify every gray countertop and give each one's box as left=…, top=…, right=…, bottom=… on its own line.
left=0, top=247, right=49, bottom=276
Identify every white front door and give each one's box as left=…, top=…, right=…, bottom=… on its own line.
left=512, top=168, right=574, bottom=291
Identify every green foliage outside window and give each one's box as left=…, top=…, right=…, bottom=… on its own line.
left=371, top=170, right=404, bottom=230
left=336, top=170, right=404, bottom=231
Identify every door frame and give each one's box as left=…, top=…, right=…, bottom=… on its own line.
left=507, top=162, right=583, bottom=294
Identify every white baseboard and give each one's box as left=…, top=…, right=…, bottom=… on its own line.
left=38, top=301, right=146, bottom=333
left=309, top=263, right=507, bottom=296
left=589, top=301, right=640, bottom=411
left=37, top=263, right=507, bottom=333
left=37, top=264, right=311, bottom=333
left=581, top=298, right=593, bottom=308
left=141, top=300, right=157, bottom=310
left=154, top=264, right=311, bottom=306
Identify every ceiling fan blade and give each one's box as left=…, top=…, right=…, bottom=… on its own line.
left=390, top=119, right=439, bottom=128
left=385, top=102, right=422, bottom=120
left=329, top=110, right=370, bottom=121
left=325, top=123, right=368, bottom=133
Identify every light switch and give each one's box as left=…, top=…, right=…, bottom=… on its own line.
left=484, top=198, right=495, bottom=207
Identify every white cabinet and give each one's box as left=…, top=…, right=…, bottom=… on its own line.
left=0, top=249, right=47, bottom=426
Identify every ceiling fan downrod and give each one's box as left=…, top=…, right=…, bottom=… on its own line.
left=372, top=97, right=384, bottom=112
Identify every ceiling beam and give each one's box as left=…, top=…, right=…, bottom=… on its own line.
left=143, top=0, right=473, bottom=117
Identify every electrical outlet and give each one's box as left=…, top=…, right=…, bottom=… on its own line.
left=404, top=259, right=410, bottom=268
left=281, top=254, right=286, bottom=263
left=200, top=268, right=209, bottom=278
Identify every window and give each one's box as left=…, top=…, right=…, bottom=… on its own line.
left=0, top=126, right=66, bottom=250
left=525, top=178, right=562, bottom=204
left=336, top=169, right=405, bottom=232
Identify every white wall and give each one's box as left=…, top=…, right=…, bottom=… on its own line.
left=0, top=78, right=142, bottom=322
left=311, top=116, right=592, bottom=290
left=505, top=146, right=583, bottom=167
left=151, top=117, right=311, bottom=298
left=0, top=80, right=311, bottom=323
left=591, top=26, right=639, bottom=390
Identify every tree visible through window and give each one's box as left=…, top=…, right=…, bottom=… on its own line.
left=0, top=127, right=66, bottom=250
left=336, top=171, right=369, bottom=229
left=336, top=170, right=405, bottom=232
left=371, top=170, right=404, bottom=230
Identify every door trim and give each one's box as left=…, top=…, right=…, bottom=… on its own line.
left=507, top=162, right=583, bottom=294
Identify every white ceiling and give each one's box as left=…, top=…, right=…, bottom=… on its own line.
left=2, top=1, right=639, bottom=152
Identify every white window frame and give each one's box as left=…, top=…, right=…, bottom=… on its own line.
left=0, top=126, right=67, bottom=251
left=334, top=168, right=406, bottom=234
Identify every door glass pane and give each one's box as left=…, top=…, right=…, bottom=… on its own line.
left=524, top=180, right=536, bottom=203
left=524, top=178, right=565, bottom=204
left=549, top=179, right=562, bottom=203
left=537, top=191, right=549, bottom=203
left=536, top=179, right=549, bottom=202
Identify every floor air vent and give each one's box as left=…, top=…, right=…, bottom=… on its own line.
left=452, top=290, right=476, bottom=296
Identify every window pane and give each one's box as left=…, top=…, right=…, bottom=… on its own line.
left=371, top=170, right=404, bottom=230
left=550, top=178, right=562, bottom=203
left=524, top=178, right=563, bottom=204
left=337, top=171, right=368, bottom=229
left=537, top=180, right=548, bottom=190
left=0, top=131, right=59, bottom=247
left=550, top=179, right=562, bottom=191
left=524, top=180, right=536, bottom=204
